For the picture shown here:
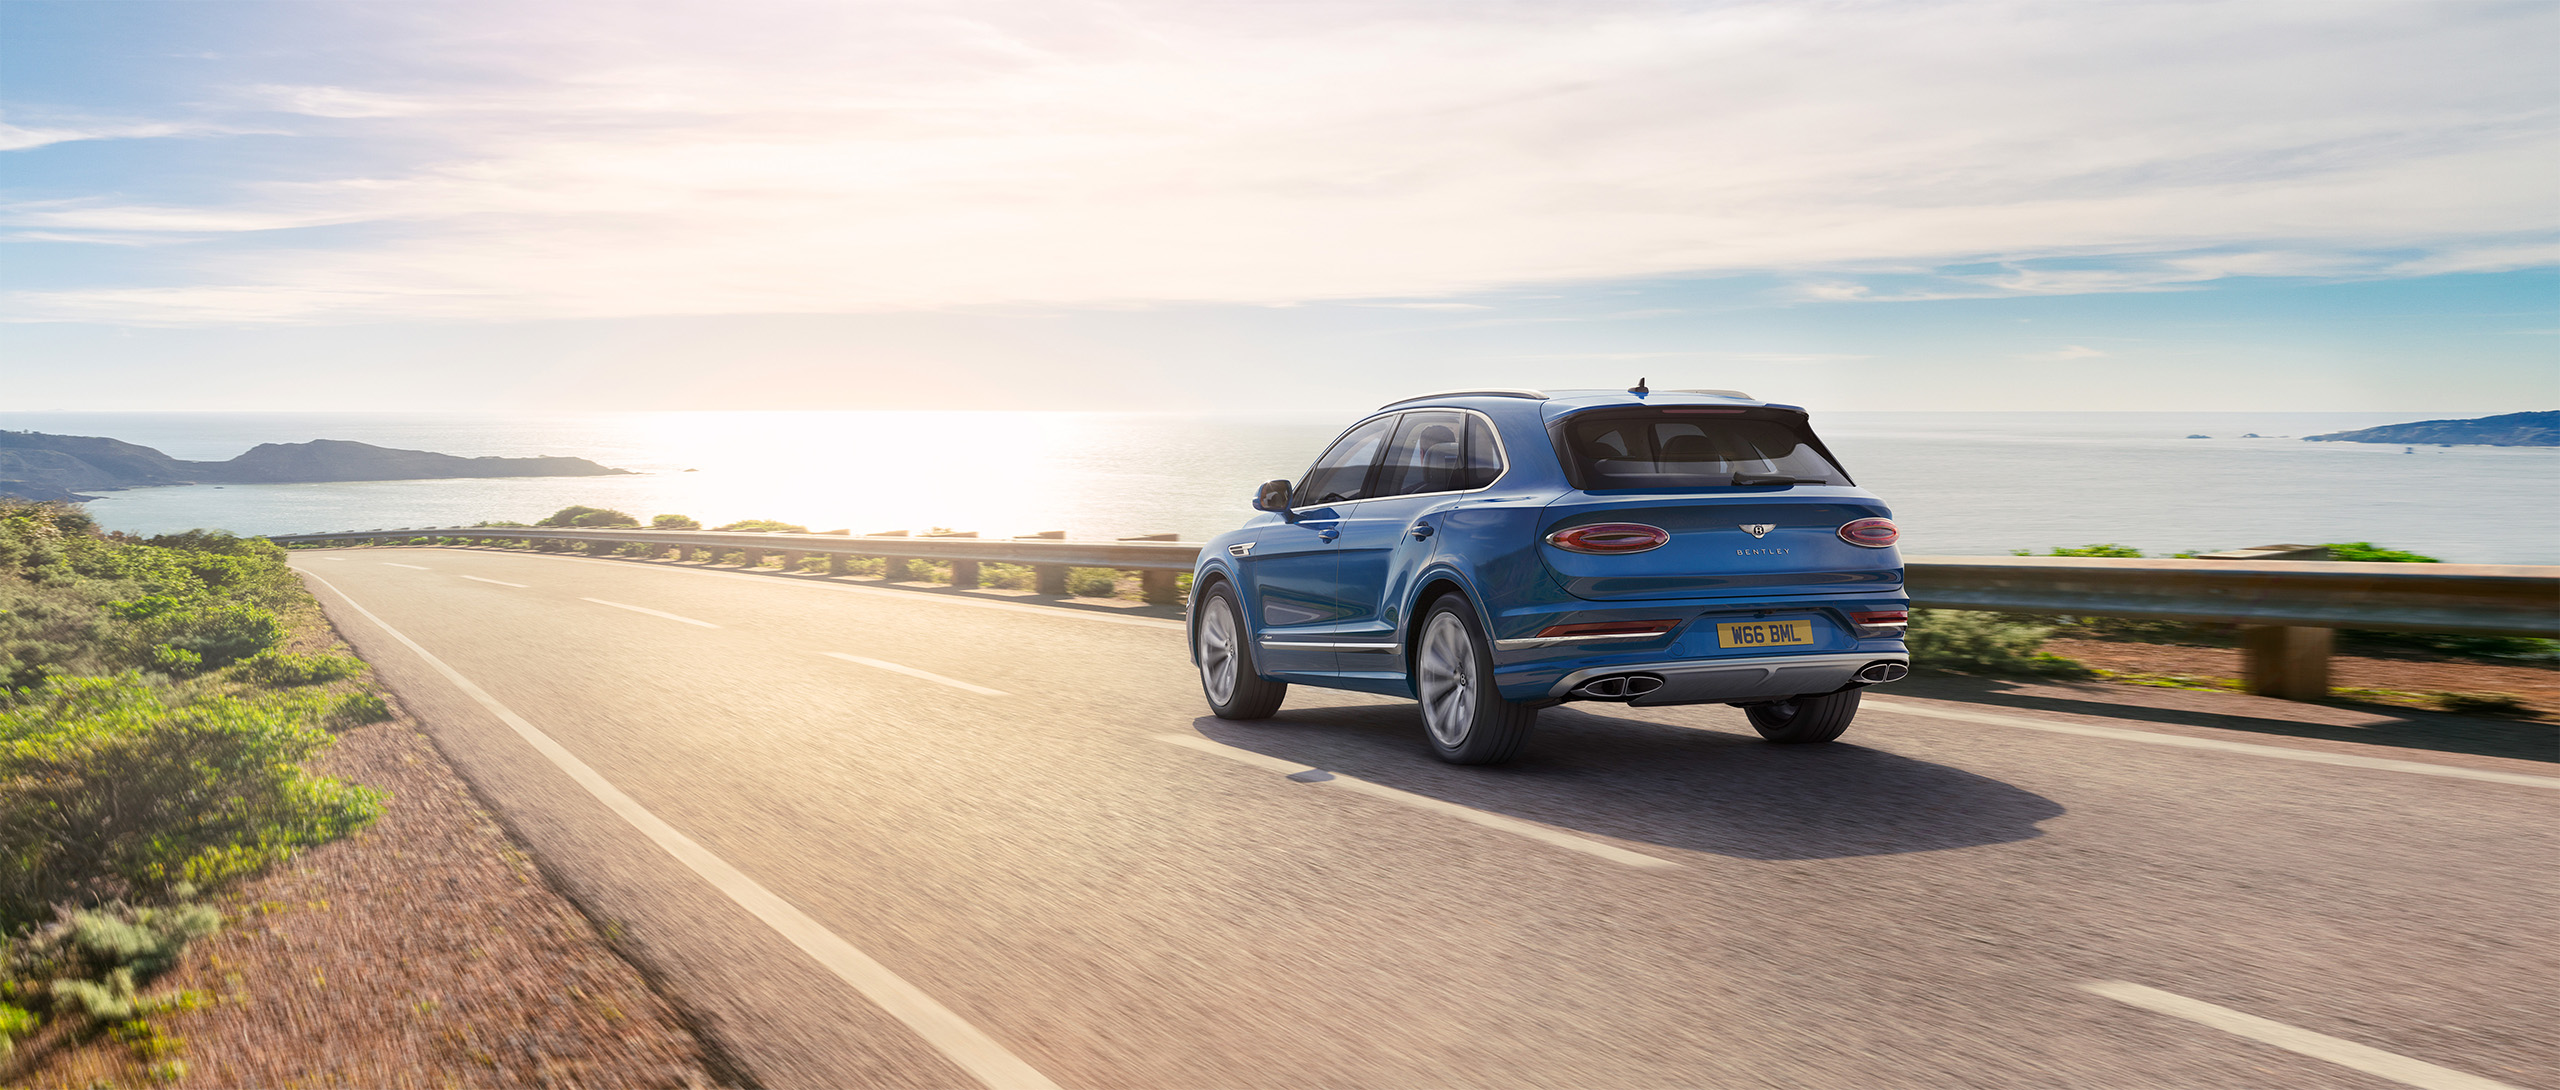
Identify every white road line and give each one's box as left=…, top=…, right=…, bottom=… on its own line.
left=301, top=571, right=1059, bottom=1090
left=317, top=556, right=346, bottom=561
left=1156, top=734, right=1679, bottom=869
left=462, top=575, right=528, bottom=588
left=2080, top=981, right=2521, bottom=1090
left=382, top=562, right=430, bottom=570
left=820, top=652, right=1006, bottom=696
left=580, top=597, right=719, bottom=629
left=1866, top=698, right=2560, bottom=791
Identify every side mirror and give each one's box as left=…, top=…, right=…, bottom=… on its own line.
left=1252, top=479, right=1294, bottom=513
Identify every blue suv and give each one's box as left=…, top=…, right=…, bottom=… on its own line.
left=1188, top=385, right=1910, bottom=764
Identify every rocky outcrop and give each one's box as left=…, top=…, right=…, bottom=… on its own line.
left=2303, top=411, right=2558, bottom=447
left=0, top=431, right=632, bottom=502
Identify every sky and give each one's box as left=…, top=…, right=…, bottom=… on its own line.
left=1, top=0, right=2553, bottom=414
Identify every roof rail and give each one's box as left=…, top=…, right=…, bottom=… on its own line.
left=1379, top=388, right=1550, bottom=409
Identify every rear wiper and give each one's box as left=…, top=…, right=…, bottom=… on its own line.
left=1732, top=474, right=1825, bottom=486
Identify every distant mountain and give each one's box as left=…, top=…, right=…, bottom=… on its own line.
left=2302, top=411, right=2558, bottom=447
left=0, top=431, right=633, bottom=502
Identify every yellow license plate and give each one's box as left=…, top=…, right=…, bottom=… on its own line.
left=1717, top=620, right=1817, bottom=648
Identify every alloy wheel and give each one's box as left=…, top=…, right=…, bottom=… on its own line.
left=1199, top=597, right=1239, bottom=705
left=1417, top=611, right=1476, bottom=747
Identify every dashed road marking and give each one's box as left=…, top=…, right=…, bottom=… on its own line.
left=819, top=652, right=1007, bottom=696
left=580, top=597, right=719, bottom=628
left=382, top=562, right=430, bottom=570
left=2080, top=981, right=2520, bottom=1090
left=462, top=575, right=528, bottom=588
left=1866, top=698, right=2560, bottom=790
left=1156, top=734, right=1678, bottom=869
left=301, top=571, right=1059, bottom=1090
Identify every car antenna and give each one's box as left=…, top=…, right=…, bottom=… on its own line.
left=1628, top=376, right=1649, bottom=396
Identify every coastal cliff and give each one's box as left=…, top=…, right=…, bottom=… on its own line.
left=2303, top=410, right=2557, bottom=447
left=0, top=431, right=632, bottom=502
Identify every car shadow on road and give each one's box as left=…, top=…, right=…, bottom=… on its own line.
left=1888, top=676, right=2557, bottom=764
left=1190, top=705, right=2063, bottom=861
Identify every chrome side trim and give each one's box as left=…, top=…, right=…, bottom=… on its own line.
left=1492, top=632, right=1665, bottom=651
left=1260, top=640, right=1400, bottom=653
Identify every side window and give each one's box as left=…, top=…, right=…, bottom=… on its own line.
left=1296, top=416, right=1396, bottom=506
left=1374, top=412, right=1468, bottom=497
left=1461, top=414, right=1504, bottom=489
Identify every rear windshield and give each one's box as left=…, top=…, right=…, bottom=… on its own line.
left=1558, top=410, right=1847, bottom=489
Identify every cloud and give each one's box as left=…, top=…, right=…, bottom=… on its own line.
left=0, top=119, right=203, bottom=152
left=6, top=0, right=2556, bottom=323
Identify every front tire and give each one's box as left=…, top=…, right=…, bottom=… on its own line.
left=1744, top=690, right=1861, bottom=743
left=1196, top=583, right=1286, bottom=720
left=1414, top=597, right=1537, bottom=765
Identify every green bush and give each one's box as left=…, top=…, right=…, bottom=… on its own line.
left=144, top=600, right=287, bottom=671
left=2322, top=541, right=2440, bottom=563
left=0, top=1000, right=33, bottom=1057
left=838, top=556, right=887, bottom=577
left=329, top=691, right=393, bottom=728
left=714, top=519, right=808, bottom=533
left=0, top=674, right=385, bottom=926
left=7, top=901, right=220, bottom=1023
left=2013, top=543, right=2147, bottom=558
left=980, top=563, right=1036, bottom=590
left=234, top=650, right=362, bottom=687
left=1065, top=567, right=1122, bottom=597
left=650, top=514, right=701, bottom=530
left=535, top=506, right=640, bottom=528
left=1906, top=609, right=2090, bottom=677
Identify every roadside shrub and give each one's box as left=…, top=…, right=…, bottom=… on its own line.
left=142, top=600, right=286, bottom=671
left=0, top=582, right=113, bottom=692
left=980, top=563, right=1036, bottom=590
left=0, top=1001, right=34, bottom=1057
left=234, top=650, right=362, bottom=687
left=2436, top=691, right=2528, bottom=716
left=0, top=674, right=385, bottom=925
left=1906, top=609, right=2090, bottom=677
left=714, top=519, right=808, bottom=533
left=650, top=514, right=701, bottom=530
left=1065, top=567, right=1121, bottom=597
left=328, top=691, right=393, bottom=728
left=836, top=556, right=886, bottom=577
left=8, top=901, right=220, bottom=1022
left=2012, top=543, right=2147, bottom=558
left=536, top=506, right=640, bottom=528
left=2322, top=541, right=2440, bottom=563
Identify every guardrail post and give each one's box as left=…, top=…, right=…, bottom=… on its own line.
left=2196, top=545, right=2333, bottom=700
left=827, top=553, right=849, bottom=576
left=781, top=550, right=807, bottom=572
left=1121, top=534, right=1181, bottom=605
left=742, top=546, right=764, bottom=568
left=926, top=531, right=980, bottom=587
left=869, top=531, right=911, bottom=579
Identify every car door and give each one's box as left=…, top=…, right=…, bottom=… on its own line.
left=1237, top=414, right=1394, bottom=676
left=1332, top=411, right=1472, bottom=661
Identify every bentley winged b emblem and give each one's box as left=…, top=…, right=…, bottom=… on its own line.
left=1741, top=524, right=1775, bottom=538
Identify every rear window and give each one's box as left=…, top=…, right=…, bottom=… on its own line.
left=1558, top=410, right=1847, bottom=489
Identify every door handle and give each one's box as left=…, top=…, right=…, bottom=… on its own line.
left=1408, top=523, right=1435, bottom=539
left=1318, top=528, right=1340, bottom=542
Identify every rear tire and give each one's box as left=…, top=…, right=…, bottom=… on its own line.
left=1196, top=584, right=1286, bottom=720
left=1744, top=690, right=1861, bottom=743
left=1414, top=597, right=1537, bottom=765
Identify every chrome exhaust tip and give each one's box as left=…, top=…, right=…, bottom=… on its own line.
left=1570, top=674, right=1666, bottom=701
left=1623, top=674, right=1665, bottom=697
left=1856, top=661, right=1910, bottom=684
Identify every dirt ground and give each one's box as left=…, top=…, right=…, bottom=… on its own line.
left=6, top=706, right=731, bottom=1090
left=2043, top=636, right=2560, bottom=723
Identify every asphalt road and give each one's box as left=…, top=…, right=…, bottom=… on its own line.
left=293, top=548, right=2558, bottom=1090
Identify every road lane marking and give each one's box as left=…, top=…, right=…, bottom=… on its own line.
left=462, top=575, right=528, bottom=588
left=1156, top=734, right=1679, bottom=869
left=382, top=562, right=430, bottom=570
left=1866, top=698, right=2560, bottom=790
left=301, top=571, right=1059, bottom=1090
left=317, top=556, right=345, bottom=561
left=580, top=597, right=719, bottom=629
left=820, top=653, right=1006, bottom=696
left=2080, top=981, right=2520, bottom=1090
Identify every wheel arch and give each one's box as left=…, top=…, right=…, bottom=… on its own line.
left=1187, top=562, right=1238, bottom=664
left=1400, top=570, right=1477, bottom=684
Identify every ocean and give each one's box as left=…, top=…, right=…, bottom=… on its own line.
left=7, top=411, right=2555, bottom=564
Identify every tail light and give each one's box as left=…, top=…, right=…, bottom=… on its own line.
left=1849, top=609, right=1908, bottom=637
left=1546, top=523, right=1670, bottom=554
left=1534, top=619, right=1680, bottom=640
left=1838, top=517, right=1899, bottom=548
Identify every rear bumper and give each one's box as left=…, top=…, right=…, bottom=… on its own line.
left=1544, top=651, right=1908, bottom=706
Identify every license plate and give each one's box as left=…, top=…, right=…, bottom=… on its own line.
left=1717, top=620, right=1817, bottom=648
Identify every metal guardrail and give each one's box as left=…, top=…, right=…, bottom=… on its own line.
left=270, top=527, right=2559, bottom=638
